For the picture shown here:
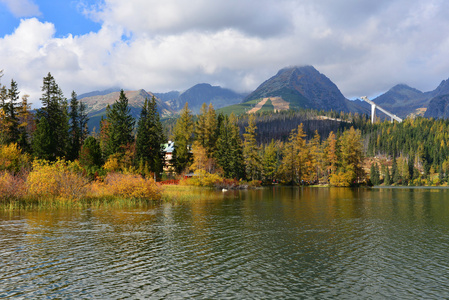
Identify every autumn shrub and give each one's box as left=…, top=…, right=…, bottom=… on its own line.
left=214, top=178, right=240, bottom=189
left=188, top=169, right=222, bottom=187
left=100, top=172, right=161, bottom=200
left=329, top=169, right=354, bottom=187
left=27, top=159, right=88, bottom=201
left=0, top=143, right=31, bottom=174
left=0, top=171, right=26, bottom=201
left=247, top=180, right=262, bottom=188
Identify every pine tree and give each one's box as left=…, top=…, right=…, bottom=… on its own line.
left=392, top=156, right=400, bottom=184
left=68, top=91, right=81, bottom=160
left=32, top=116, right=52, bottom=160
left=79, top=136, right=103, bottom=168
left=172, top=102, right=194, bottom=173
left=370, top=163, right=380, bottom=185
left=195, top=103, right=207, bottom=147
left=136, top=96, right=165, bottom=175
left=228, top=113, right=245, bottom=179
left=195, top=103, right=218, bottom=157
left=17, top=94, right=33, bottom=153
left=79, top=101, right=89, bottom=142
left=5, top=79, right=20, bottom=144
left=243, top=114, right=262, bottom=181
left=384, top=166, right=391, bottom=185
left=215, top=114, right=231, bottom=176
left=215, top=112, right=244, bottom=179
left=205, top=103, right=218, bottom=157
left=32, top=73, right=69, bottom=160
left=103, top=89, right=135, bottom=158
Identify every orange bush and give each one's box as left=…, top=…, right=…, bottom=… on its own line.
left=0, top=171, right=26, bottom=201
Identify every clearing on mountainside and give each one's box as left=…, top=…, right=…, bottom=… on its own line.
left=247, top=97, right=290, bottom=114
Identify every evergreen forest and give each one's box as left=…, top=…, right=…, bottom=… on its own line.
left=1, top=71, right=449, bottom=205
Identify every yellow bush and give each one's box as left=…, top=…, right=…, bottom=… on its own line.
left=0, top=143, right=30, bottom=174
left=329, top=170, right=354, bottom=187
left=27, top=159, right=88, bottom=201
left=188, top=169, right=222, bottom=187
left=103, top=154, right=121, bottom=172
left=102, top=172, right=161, bottom=200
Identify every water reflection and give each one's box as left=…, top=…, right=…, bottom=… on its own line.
left=1, top=187, right=449, bottom=298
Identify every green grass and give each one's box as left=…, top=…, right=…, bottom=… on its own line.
left=161, top=185, right=225, bottom=202
left=259, top=99, right=274, bottom=113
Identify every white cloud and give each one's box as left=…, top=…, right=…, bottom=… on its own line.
left=0, top=0, right=40, bottom=17
left=3, top=0, right=449, bottom=106
left=92, top=0, right=293, bottom=37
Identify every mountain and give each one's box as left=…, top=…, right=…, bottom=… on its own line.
left=242, top=66, right=367, bottom=114
left=372, top=78, right=449, bottom=118
left=78, top=88, right=121, bottom=99
left=424, top=95, right=449, bottom=119
left=428, top=78, right=449, bottom=98
left=372, top=84, right=427, bottom=118
left=175, top=83, right=245, bottom=113
left=82, top=89, right=175, bottom=132
left=153, top=91, right=181, bottom=110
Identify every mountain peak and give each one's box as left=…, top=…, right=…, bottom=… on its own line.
left=431, top=78, right=449, bottom=97
left=242, top=65, right=356, bottom=113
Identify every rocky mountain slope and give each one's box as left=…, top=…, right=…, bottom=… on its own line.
left=373, top=79, right=449, bottom=118
left=81, top=89, right=175, bottom=132
left=242, top=66, right=367, bottom=114
left=157, top=83, right=245, bottom=113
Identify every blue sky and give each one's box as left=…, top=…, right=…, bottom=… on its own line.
left=1, top=0, right=449, bottom=107
left=0, top=0, right=101, bottom=37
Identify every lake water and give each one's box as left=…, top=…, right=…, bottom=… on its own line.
left=1, top=187, right=449, bottom=299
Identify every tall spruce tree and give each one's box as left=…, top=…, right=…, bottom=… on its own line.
left=67, top=91, right=89, bottom=160
left=103, top=90, right=135, bottom=158
left=392, top=156, right=400, bottom=184
left=172, top=102, right=194, bottom=173
left=79, top=136, right=103, bottom=168
left=5, top=79, right=20, bottom=144
left=216, top=112, right=245, bottom=179
left=17, top=94, right=33, bottom=153
left=228, top=113, right=245, bottom=179
left=32, top=73, right=69, bottom=160
left=136, top=96, right=165, bottom=175
left=195, top=103, right=218, bottom=158
left=370, top=163, right=380, bottom=185
left=384, top=166, right=392, bottom=185
left=68, top=91, right=81, bottom=160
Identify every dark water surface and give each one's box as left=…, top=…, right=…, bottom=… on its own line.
left=1, top=187, right=449, bottom=299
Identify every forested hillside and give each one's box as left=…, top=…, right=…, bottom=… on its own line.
left=1, top=70, right=449, bottom=191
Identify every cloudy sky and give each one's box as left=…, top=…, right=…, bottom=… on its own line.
left=1, top=0, right=449, bottom=107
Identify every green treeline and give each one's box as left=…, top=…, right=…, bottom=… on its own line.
left=365, top=117, right=449, bottom=185
left=1, top=70, right=449, bottom=194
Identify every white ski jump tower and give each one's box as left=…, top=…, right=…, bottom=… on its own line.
left=361, top=96, right=403, bottom=123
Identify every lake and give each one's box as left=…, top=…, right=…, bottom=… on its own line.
left=1, top=187, right=449, bottom=299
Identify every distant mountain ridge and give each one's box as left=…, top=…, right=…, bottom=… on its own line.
left=79, top=65, right=449, bottom=132
left=373, top=79, right=449, bottom=118
left=82, top=89, right=175, bottom=132
left=157, top=83, right=245, bottom=113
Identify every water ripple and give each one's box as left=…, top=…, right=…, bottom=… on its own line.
left=2, top=188, right=449, bottom=298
